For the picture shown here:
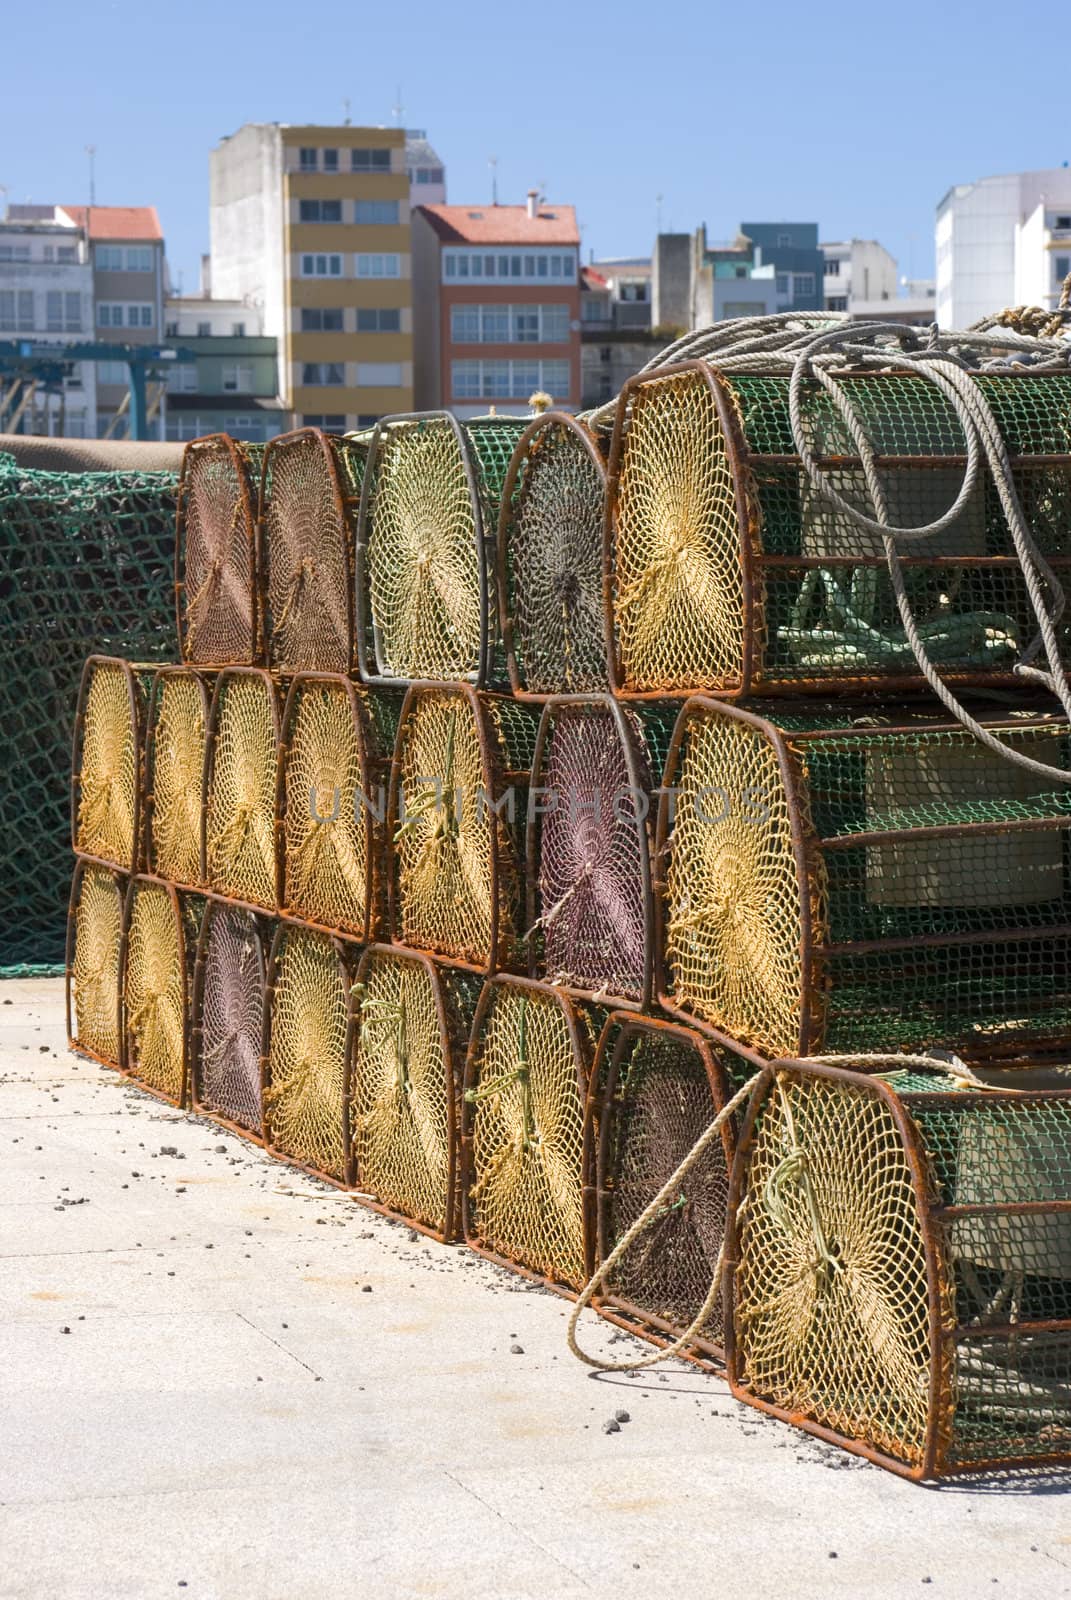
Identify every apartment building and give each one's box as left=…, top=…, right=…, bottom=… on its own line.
left=936, top=168, right=1071, bottom=328
left=209, top=122, right=413, bottom=430
left=406, top=131, right=446, bottom=204
left=411, top=196, right=581, bottom=416
left=579, top=261, right=660, bottom=410
left=820, top=239, right=897, bottom=312
left=163, top=294, right=284, bottom=442
left=0, top=206, right=95, bottom=436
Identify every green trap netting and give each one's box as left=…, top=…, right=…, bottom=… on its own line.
left=0, top=452, right=177, bottom=973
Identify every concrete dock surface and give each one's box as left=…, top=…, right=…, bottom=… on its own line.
left=1, top=976, right=1068, bottom=1600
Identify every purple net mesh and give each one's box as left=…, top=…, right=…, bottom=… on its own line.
left=194, top=902, right=265, bottom=1133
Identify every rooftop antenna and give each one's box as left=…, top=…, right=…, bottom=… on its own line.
left=85, top=145, right=96, bottom=207
left=489, top=155, right=498, bottom=206
left=342, top=96, right=351, bottom=126
left=392, top=86, right=404, bottom=126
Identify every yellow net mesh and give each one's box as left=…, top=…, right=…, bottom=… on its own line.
left=733, top=1070, right=938, bottom=1471
left=265, top=926, right=348, bottom=1179
left=146, top=671, right=207, bottom=886
left=74, top=658, right=141, bottom=869
left=350, top=949, right=454, bottom=1236
left=178, top=435, right=261, bottom=666
left=612, top=368, right=746, bottom=693
left=393, top=689, right=500, bottom=966
left=262, top=430, right=354, bottom=673
left=365, top=419, right=483, bottom=680
left=664, top=706, right=818, bottom=1056
left=466, top=982, right=589, bottom=1287
left=68, top=863, right=124, bottom=1063
left=205, top=672, right=279, bottom=909
left=123, top=879, right=189, bottom=1104
left=282, top=678, right=372, bottom=937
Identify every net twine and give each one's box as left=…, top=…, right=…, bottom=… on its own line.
left=568, top=1052, right=1032, bottom=1373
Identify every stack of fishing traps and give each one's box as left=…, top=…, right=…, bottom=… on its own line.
left=66, top=361, right=1071, bottom=1480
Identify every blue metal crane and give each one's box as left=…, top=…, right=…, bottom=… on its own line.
left=0, top=339, right=198, bottom=440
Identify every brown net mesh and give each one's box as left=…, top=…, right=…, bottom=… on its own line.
left=500, top=414, right=610, bottom=695
left=594, top=1018, right=741, bottom=1360
left=264, top=924, right=350, bottom=1180
left=660, top=698, right=1071, bottom=1061
left=144, top=668, right=209, bottom=886
left=281, top=675, right=395, bottom=939
left=731, top=1063, right=1071, bottom=1476
left=609, top=367, right=746, bottom=694
left=349, top=946, right=481, bottom=1240
left=530, top=698, right=675, bottom=1004
left=204, top=670, right=280, bottom=910
left=72, top=656, right=145, bottom=871
left=177, top=435, right=262, bottom=666
left=391, top=687, right=538, bottom=970
left=66, top=861, right=125, bottom=1065
left=261, top=429, right=361, bottom=673
left=464, top=979, right=595, bottom=1287
left=122, top=878, right=197, bottom=1105
left=192, top=901, right=266, bottom=1135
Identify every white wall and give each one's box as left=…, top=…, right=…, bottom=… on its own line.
left=209, top=125, right=285, bottom=341
left=936, top=169, right=1071, bottom=328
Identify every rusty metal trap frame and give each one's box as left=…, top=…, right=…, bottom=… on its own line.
left=276, top=674, right=401, bottom=942
left=258, top=428, right=367, bottom=675
left=189, top=896, right=271, bottom=1142
left=176, top=435, right=264, bottom=667
left=262, top=920, right=355, bottom=1184
left=388, top=683, right=540, bottom=973
left=726, top=1058, right=1071, bottom=1479
left=71, top=655, right=155, bottom=874
left=345, top=944, right=483, bottom=1242
left=119, top=874, right=204, bottom=1109
left=526, top=694, right=677, bottom=1009
left=585, top=1011, right=764, bottom=1368
left=497, top=412, right=612, bottom=699
left=655, top=694, right=1071, bottom=1062
left=460, top=974, right=608, bottom=1293
left=355, top=411, right=527, bottom=687
left=604, top=361, right=1071, bottom=700
left=202, top=666, right=283, bottom=914
left=141, top=665, right=213, bottom=890
left=66, top=858, right=127, bottom=1069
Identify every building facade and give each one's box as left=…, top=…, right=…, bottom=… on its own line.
left=412, top=197, right=581, bottom=417
left=820, top=239, right=897, bottom=313
left=0, top=206, right=96, bottom=436
left=652, top=220, right=822, bottom=331
left=740, top=222, right=823, bottom=311
left=209, top=122, right=414, bottom=431
left=936, top=168, right=1071, bottom=328
left=406, top=131, right=446, bottom=205
left=64, top=205, right=166, bottom=435
left=163, top=295, right=284, bottom=442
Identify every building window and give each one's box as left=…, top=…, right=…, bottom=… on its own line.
left=166, top=364, right=198, bottom=393
left=356, top=307, right=401, bottom=332
left=96, top=245, right=123, bottom=270
left=451, top=358, right=570, bottom=402
left=356, top=253, right=400, bottom=278
left=299, top=199, right=343, bottom=223
left=46, top=291, right=64, bottom=332
left=122, top=303, right=153, bottom=327
left=299, top=147, right=317, bottom=170
left=222, top=363, right=254, bottom=393
left=197, top=321, right=211, bottom=336
left=775, top=274, right=789, bottom=296
left=98, top=303, right=123, bottom=327
left=825, top=296, right=848, bottom=312
left=356, top=413, right=380, bottom=428
left=792, top=274, right=816, bottom=298
left=322, top=148, right=339, bottom=171
left=165, top=321, right=179, bottom=336
left=64, top=292, right=82, bottom=331
left=0, top=291, right=15, bottom=331
left=449, top=304, right=571, bottom=344
left=351, top=148, right=391, bottom=171
left=824, top=258, right=841, bottom=276
left=97, top=361, right=128, bottom=385
left=777, top=232, right=792, bottom=248
left=95, top=244, right=153, bottom=272
left=442, top=250, right=576, bottom=284
left=302, top=413, right=347, bottom=429
left=301, top=254, right=343, bottom=277
left=356, top=362, right=403, bottom=386
left=42, top=245, right=54, bottom=263
left=414, top=167, right=444, bottom=185
left=232, top=321, right=245, bottom=336
left=1057, top=216, right=1071, bottom=229
left=302, top=362, right=346, bottom=386
left=0, top=244, right=30, bottom=262
left=1056, top=257, right=1070, bottom=282
left=355, top=200, right=400, bottom=225
left=301, top=307, right=345, bottom=331
left=58, top=245, right=77, bottom=263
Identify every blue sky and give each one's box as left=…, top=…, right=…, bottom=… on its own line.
left=3, top=0, right=1066, bottom=294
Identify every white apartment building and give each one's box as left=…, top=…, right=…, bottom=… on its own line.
left=406, top=131, right=446, bottom=204
left=821, top=239, right=897, bottom=313
left=936, top=168, right=1071, bottom=328
left=0, top=208, right=96, bottom=436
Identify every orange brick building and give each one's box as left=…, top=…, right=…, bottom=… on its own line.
left=412, top=196, right=580, bottom=417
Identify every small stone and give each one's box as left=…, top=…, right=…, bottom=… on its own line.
left=614, top=1409, right=630, bottom=1424
left=160, top=1146, right=178, bottom=1156
left=61, top=1326, right=70, bottom=1334
left=602, top=1418, right=621, bottom=1434
left=510, top=1343, right=524, bottom=1354
left=215, top=1145, right=228, bottom=1154
left=39, top=1044, right=49, bottom=1052
left=361, top=1284, right=372, bottom=1293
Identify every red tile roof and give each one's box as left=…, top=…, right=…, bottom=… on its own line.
left=62, top=205, right=163, bottom=242
left=417, top=203, right=578, bottom=246
left=581, top=266, right=609, bottom=289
